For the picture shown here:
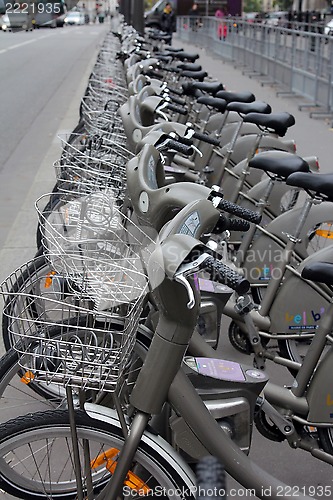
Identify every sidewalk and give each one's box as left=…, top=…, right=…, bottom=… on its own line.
left=173, top=35, right=333, bottom=174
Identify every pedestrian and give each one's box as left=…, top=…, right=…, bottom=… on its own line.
left=188, top=2, right=199, bottom=30
left=215, top=7, right=227, bottom=40
left=160, top=2, right=176, bottom=44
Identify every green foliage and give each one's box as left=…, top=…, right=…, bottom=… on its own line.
left=145, top=0, right=157, bottom=8
left=243, top=0, right=262, bottom=13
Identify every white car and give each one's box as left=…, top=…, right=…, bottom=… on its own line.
left=324, top=19, right=333, bottom=36
left=64, top=11, right=85, bottom=26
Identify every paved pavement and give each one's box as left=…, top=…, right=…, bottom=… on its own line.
left=172, top=36, right=333, bottom=173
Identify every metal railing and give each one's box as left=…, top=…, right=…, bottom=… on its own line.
left=176, top=17, right=333, bottom=117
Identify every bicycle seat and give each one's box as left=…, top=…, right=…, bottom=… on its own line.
left=180, top=70, right=208, bottom=81
left=163, top=47, right=184, bottom=53
left=182, top=82, right=203, bottom=97
left=177, top=63, right=202, bottom=72
left=215, top=90, right=255, bottom=103
left=175, top=52, right=200, bottom=62
left=243, top=112, right=295, bottom=137
left=196, top=97, right=227, bottom=112
left=249, top=151, right=310, bottom=180
left=302, top=261, right=333, bottom=285
left=156, top=55, right=173, bottom=63
left=191, top=82, right=224, bottom=95
left=286, top=172, right=333, bottom=201
left=226, top=100, right=271, bottom=115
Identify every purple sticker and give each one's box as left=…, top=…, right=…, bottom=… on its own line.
left=198, top=278, right=215, bottom=292
left=196, top=358, right=246, bottom=382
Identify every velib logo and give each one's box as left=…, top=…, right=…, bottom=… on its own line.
left=285, top=307, right=325, bottom=330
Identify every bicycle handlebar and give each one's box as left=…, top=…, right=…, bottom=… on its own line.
left=211, top=195, right=262, bottom=224
left=168, top=95, right=187, bottom=107
left=192, top=131, right=220, bottom=146
left=204, top=255, right=250, bottom=295
left=167, top=139, right=194, bottom=156
left=166, top=103, right=188, bottom=115
left=213, top=214, right=250, bottom=233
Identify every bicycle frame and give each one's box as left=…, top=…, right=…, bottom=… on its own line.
left=80, top=198, right=316, bottom=500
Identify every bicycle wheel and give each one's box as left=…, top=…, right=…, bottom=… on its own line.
left=0, top=347, right=61, bottom=424
left=0, top=324, right=152, bottom=424
left=306, top=221, right=333, bottom=255
left=2, top=255, right=82, bottom=351
left=2, top=254, right=52, bottom=350
left=0, top=409, right=195, bottom=499
left=278, top=335, right=332, bottom=374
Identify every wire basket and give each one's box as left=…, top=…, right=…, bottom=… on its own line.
left=1, top=270, right=146, bottom=393
left=56, top=133, right=131, bottom=195
left=35, top=190, right=156, bottom=309
left=54, top=159, right=124, bottom=198
left=81, top=107, right=127, bottom=142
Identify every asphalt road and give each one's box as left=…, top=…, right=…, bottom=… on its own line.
left=0, top=22, right=110, bottom=273
left=0, top=22, right=333, bottom=499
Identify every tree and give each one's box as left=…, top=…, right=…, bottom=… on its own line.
left=243, top=0, right=262, bottom=12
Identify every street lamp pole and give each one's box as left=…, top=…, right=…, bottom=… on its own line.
left=131, top=0, right=144, bottom=35
left=119, top=0, right=131, bottom=23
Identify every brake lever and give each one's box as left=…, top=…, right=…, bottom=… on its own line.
left=174, top=275, right=195, bottom=309
left=174, top=253, right=211, bottom=309
left=175, top=253, right=210, bottom=278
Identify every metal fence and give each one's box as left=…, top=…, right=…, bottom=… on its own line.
left=176, top=17, right=333, bottom=117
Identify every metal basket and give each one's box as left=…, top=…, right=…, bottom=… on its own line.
left=59, top=131, right=130, bottom=164
left=80, top=107, right=128, bottom=142
left=56, top=133, right=131, bottom=195
left=53, top=159, right=124, bottom=197
left=35, top=190, right=156, bottom=309
left=1, top=270, right=146, bottom=393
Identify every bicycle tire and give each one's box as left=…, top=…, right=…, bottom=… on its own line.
left=36, top=192, right=62, bottom=250
left=0, top=409, right=195, bottom=499
left=0, top=346, right=59, bottom=424
left=2, top=254, right=50, bottom=350
left=0, top=323, right=152, bottom=423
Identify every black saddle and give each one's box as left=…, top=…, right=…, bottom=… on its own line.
left=249, top=151, right=310, bottom=180
left=215, top=90, right=255, bottom=104
left=180, top=70, right=208, bottom=81
left=286, top=172, right=333, bottom=202
left=175, top=52, right=200, bottom=62
left=196, top=97, right=227, bottom=113
left=191, top=82, right=224, bottom=95
left=302, top=262, right=333, bottom=286
left=177, top=63, right=202, bottom=72
left=226, top=100, right=271, bottom=115
left=243, top=112, right=295, bottom=137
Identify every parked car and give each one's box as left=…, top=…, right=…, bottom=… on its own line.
left=264, top=11, right=288, bottom=28
left=324, top=19, right=333, bottom=35
left=1, top=13, right=32, bottom=31
left=64, top=11, right=85, bottom=26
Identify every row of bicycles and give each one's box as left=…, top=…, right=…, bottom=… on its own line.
left=0, top=14, right=333, bottom=499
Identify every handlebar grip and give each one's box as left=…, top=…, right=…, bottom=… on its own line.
left=145, top=69, right=163, bottom=80
left=166, top=103, right=188, bottom=116
left=205, top=256, right=250, bottom=295
left=193, top=131, right=220, bottom=146
left=227, top=217, right=250, bottom=232
left=168, top=87, right=184, bottom=96
left=169, top=95, right=187, bottom=106
left=213, top=214, right=250, bottom=234
left=217, top=198, right=262, bottom=224
left=167, top=139, right=193, bottom=156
